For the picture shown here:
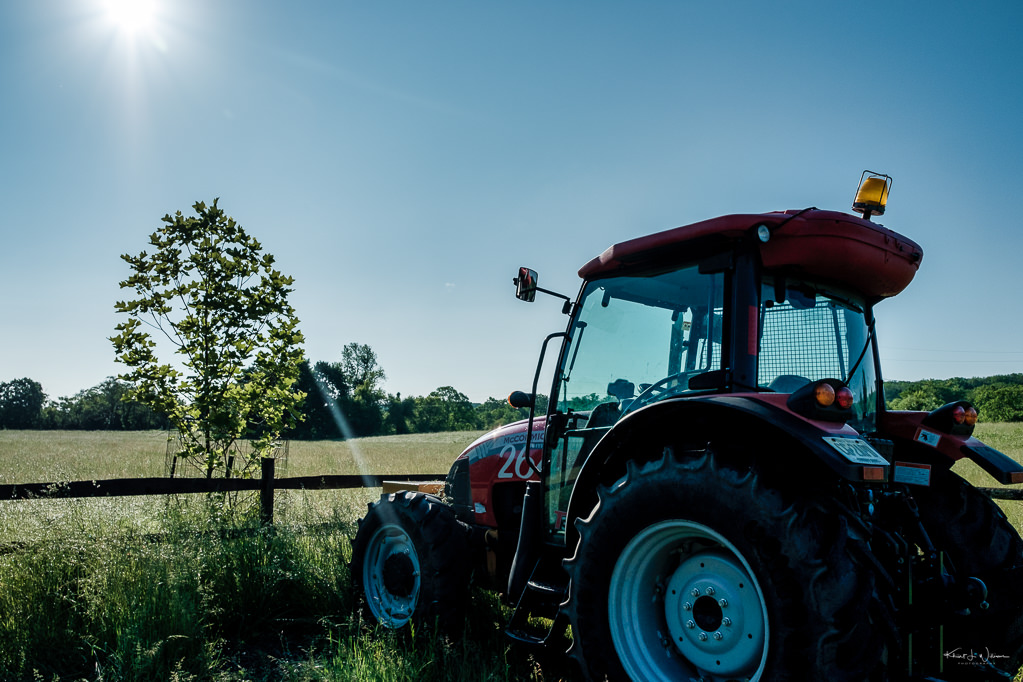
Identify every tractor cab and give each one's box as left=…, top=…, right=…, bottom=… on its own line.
left=543, top=261, right=882, bottom=537
left=520, top=173, right=922, bottom=543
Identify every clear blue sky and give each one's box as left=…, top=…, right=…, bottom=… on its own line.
left=3, top=0, right=1022, bottom=403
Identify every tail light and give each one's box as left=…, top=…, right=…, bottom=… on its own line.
left=964, top=406, right=979, bottom=426
left=923, top=401, right=979, bottom=437
left=836, top=386, right=855, bottom=409
left=787, top=379, right=856, bottom=423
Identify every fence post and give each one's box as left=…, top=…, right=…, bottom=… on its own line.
left=260, top=457, right=275, bottom=526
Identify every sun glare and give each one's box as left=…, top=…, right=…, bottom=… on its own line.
left=104, top=0, right=157, bottom=34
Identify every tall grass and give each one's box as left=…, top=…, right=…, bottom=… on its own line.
left=0, top=430, right=569, bottom=681
left=0, top=491, right=567, bottom=681
left=954, top=422, right=1023, bottom=533
left=0, top=494, right=347, bottom=681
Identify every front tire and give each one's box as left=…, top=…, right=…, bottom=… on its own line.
left=351, top=491, right=471, bottom=631
left=563, top=449, right=888, bottom=681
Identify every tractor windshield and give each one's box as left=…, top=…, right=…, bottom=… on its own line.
left=555, top=264, right=725, bottom=420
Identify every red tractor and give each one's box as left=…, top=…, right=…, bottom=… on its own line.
left=352, top=173, right=1023, bottom=680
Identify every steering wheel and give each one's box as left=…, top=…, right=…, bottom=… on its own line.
left=621, top=372, right=690, bottom=417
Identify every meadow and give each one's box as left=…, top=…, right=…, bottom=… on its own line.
left=0, top=427, right=1020, bottom=681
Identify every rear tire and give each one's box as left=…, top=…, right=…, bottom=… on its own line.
left=563, top=449, right=889, bottom=681
left=351, top=491, right=471, bottom=632
left=914, top=468, right=1023, bottom=677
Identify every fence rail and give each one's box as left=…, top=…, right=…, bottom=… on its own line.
left=0, top=459, right=1018, bottom=526
left=0, top=458, right=447, bottom=524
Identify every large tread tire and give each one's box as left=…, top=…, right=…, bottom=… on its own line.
left=563, top=449, right=890, bottom=682
left=351, top=491, right=471, bottom=632
left=913, top=468, right=1023, bottom=677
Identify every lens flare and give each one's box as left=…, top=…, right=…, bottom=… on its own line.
left=312, top=370, right=375, bottom=486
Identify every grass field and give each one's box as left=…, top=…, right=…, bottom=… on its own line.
left=0, top=427, right=1021, bottom=681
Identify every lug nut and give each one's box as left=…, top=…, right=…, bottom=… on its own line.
left=722, top=617, right=732, bottom=627
left=691, top=588, right=701, bottom=597
left=719, top=599, right=728, bottom=608
left=698, top=632, right=708, bottom=641
left=683, top=601, right=692, bottom=611
left=687, top=620, right=696, bottom=629
left=705, top=586, right=716, bottom=595
left=713, top=632, right=724, bottom=641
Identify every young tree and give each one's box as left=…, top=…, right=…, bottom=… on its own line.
left=112, top=199, right=304, bottom=476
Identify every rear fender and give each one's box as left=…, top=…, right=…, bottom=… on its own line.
left=564, top=396, right=885, bottom=549
left=881, top=410, right=1023, bottom=485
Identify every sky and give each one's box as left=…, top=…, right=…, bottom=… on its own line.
left=2, top=0, right=1023, bottom=404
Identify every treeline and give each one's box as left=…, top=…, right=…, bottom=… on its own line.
left=283, top=344, right=547, bottom=439
left=0, top=377, right=170, bottom=431
left=0, top=344, right=547, bottom=437
left=4, top=358, right=1021, bottom=434
left=884, top=374, right=1023, bottom=422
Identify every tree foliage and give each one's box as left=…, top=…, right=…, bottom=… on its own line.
left=111, top=199, right=304, bottom=475
left=411, top=386, right=478, bottom=433
left=886, top=374, right=1023, bottom=422
left=43, top=378, right=169, bottom=430
left=285, top=344, right=387, bottom=440
left=0, top=378, right=46, bottom=429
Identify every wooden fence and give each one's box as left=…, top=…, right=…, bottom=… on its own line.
left=0, top=458, right=447, bottom=525
left=0, top=459, right=1018, bottom=528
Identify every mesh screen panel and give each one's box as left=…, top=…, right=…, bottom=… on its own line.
left=758, top=301, right=848, bottom=385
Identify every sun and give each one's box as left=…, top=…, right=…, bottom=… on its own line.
left=103, top=0, right=157, bottom=34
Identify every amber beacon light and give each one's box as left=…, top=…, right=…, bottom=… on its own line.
left=852, top=171, right=891, bottom=221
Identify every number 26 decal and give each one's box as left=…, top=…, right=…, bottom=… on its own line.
left=496, top=444, right=537, bottom=479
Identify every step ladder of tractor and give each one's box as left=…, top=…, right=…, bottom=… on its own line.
left=505, top=557, right=569, bottom=648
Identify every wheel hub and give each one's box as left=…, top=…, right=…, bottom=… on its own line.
left=382, top=552, right=417, bottom=597
left=692, top=595, right=723, bottom=631
left=662, top=549, right=767, bottom=677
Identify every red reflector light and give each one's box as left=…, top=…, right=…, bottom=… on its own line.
left=862, top=466, right=886, bottom=481
left=965, top=406, right=979, bottom=426
left=951, top=405, right=966, bottom=424
left=814, top=383, right=836, bottom=407
left=1010, top=471, right=1023, bottom=485
left=836, top=387, right=854, bottom=409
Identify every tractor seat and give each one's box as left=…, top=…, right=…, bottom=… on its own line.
left=768, top=375, right=811, bottom=393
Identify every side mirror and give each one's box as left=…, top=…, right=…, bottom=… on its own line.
left=514, top=267, right=538, bottom=302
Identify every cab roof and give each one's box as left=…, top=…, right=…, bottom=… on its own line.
left=578, top=209, right=924, bottom=301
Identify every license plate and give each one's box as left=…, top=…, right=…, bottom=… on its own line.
left=822, top=437, right=889, bottom=465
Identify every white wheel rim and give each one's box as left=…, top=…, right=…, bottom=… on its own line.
left=609, top=519, right=769, bottom=681
left=362, top=523, right=422, bottom=628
